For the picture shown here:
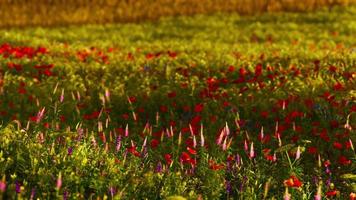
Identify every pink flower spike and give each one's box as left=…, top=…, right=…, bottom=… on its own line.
left=249, top=142, right=255, bottom=158
left=60, top=89, right=64, bottom=103
left=314, top=185, right=322, bottom=200
left=295, top=146, right=301, bottom=160
left=244, top=139, right=248, bottom=152
left=125, top=124, right=129, bottom=137
left=56, top=173, right=62, bottom=190
left=0, top=180, right=6, bottom=192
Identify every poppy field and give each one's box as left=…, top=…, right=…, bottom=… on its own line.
left=0, top=6, right=355, bottom=200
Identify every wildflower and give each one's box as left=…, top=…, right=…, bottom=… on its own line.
left=326, top=190, right=338, bottom=197
left=15, top=181, right=21, bottom=193
left=67, top=147, right=73, bottom=156
left=56, top=173, right=62, bottom=190
left=295, top=146, right=301, bottom=160
left=350, top=192, right=356, bottom=200
left=187, top=146, right=197, bottom=155
left=155, top=162, right=162, bottom=173
left=150, top=139, right=159, bottom=148
left=338, top=155, right=351, bottom=165
left=164, top=154, right=172, bottom=166
left=333, top=142, right=343, bottom=150
left=314, top=184, right=322, bottom=200
left=30, top=188, right=36, bottom=200
left=194, top=103, right=204, bottom=113
left=125, top=124, right=129, bottom=137
left=0, top=179, right=6, bottom=192
left=249, top=142, right=255, bottom=159
left=283, top=188, right=291, bottom=200
left=284, top=175, right=302, bottom=188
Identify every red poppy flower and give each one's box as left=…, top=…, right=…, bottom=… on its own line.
left=338, top=155, right=351, bottom=165
left=160, top=105, right=168, bottom=113
left=333, top=82, right=344, bottom=91
left=326, top=190, right=338, bottom=197
left=191, top=115, right=202, bottom=126
left=164, top=154, right=172, bottom=165
left=150, top=139, right=159, bottom=148
left=17, top=87, right=26, bottom=94
left=167, top=91, right=176, bottom=98
left=145, top=53, right=154, bottom=60
left=260, top=111, right=269, bottom=119
left=350, top=192, right=356, bottom=200
left=187, top=146, right=197, bottom=155
left=283, top=175, right=302, bottom=188
left=228, top=65, right=235, bottom=72
left=307, top=146, right=317, bottom=154
left=167, top=51, right=177, bottom=58
left=180, top=152, right=191, bottom=163
left=194, top=103, right=204, bottom=113
left=128, top=96, right=136, bottom=103
left=333, top=142, right=343, bottom=150
left=255, top=63, right=263, bottom=77
left=239, top=67, right=247, bottom=77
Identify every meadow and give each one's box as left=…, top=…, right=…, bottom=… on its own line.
left=0, top=5, right=355, bottom=200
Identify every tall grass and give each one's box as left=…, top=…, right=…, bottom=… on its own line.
left=0, top=0, right=354, bottom=27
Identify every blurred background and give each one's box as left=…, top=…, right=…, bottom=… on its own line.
left=0, top=0, right=354, bottom=27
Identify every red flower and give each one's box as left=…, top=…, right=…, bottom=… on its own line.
left=17, top=87, right=27, bottom=94
left=228, top=65, right=235, bottom=72
left=284, top=175, right=302, bottom=188
left=145, top=53, right=155, bottom=60
left=180, top=152, right=191, bottom=163
left=187, top=146, right=197, bottom=155
left=42, top=69, right=52, bottom=76
left=127, top=145, right=140, bottom=157
left=167, top=91, right=176, bottom=98
left=239, top=67, right=247, bottom=77
left=254, top=63, right=263, bottom=77
left=333, top=82, right=344, bottom=91
left=167, top=51, right=177, bottom=58
left=319, top=129, right=330, bottom=142
left=333, top=142, right=343, bottom=150
left=307, top=146, right=317, bottom=154
left=150, top=139, right=159, bottom=149
left=128, top=96, right=136, bottom=103
left=260, top=111, right=269, bottom=119
left=338, top=155, right=351, bottom=165
left=326, top=190, right=338, bottom=197
left=164, top=154, right=172, bottom=165
left=43, top=122, right=50, bottom=129
left=191, top=115, right=201, bottom=126
left=350, top=192, right=356, bottom=200
left=194, top=103, right=204, bottom=113
left=160, top=105, right=168, bottom=113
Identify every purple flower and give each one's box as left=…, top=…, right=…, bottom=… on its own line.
left=116, top=135, right=122, bottom=152
left=15, top=181, right=21, bottom=193
left=155, top=162, right=162, bottom=173
left=30, top=188, right=36, bottom=200
left=63, top=190, right=69, bottom=200
left=67, top=147, right=73, bottom=156
left=226, top=180, right=232, bottom=195
left=109, top=186, right=116, bottom=198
